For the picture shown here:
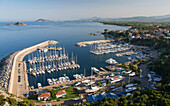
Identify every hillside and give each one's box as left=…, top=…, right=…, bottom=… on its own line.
left=0, top=89, right=34, bottom=106
left=81, top=14, right=170, bottom=22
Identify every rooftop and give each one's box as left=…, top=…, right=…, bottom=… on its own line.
left=38, top=92, right=51, bottom=98
left=55, top=90, right=66, bottom=95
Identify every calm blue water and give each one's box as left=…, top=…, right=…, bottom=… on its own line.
left=0, top=21, right=129, bottom=88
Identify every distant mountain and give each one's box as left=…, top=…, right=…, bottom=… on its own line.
left=80, top=14, right=170, bottom=22
left=36, top=19, right=55, bottom=22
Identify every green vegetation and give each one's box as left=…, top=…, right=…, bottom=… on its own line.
left=95, top=21, right=170, bottom=106
left=97, top=82, right=102, bottom=87
left=0, top=94, right=35, bottom=106
left=103, top=21, right=170, bottom=86
left=131, top=36, right=170, bottom=85
left=72, top=89, right=170, bottom=106
left=49, top=86, right=80, bottom=100
left=102, top=21, right=170, bottom=30
left=106, top=79, right=111, bottom=84
left=120, top=63, right=140, bottom=76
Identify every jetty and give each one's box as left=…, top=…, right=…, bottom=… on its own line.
left=8, top=40, right=58, bottom=97
left=47, top=47, right=62, bottom=51
left=75, top=40, right=113, bottom=47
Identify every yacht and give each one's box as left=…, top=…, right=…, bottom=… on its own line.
left=128, top=57, right=132, bottom=61
left=85, top=86, right=100, bottom=93
left=37, top=83, right=42, bottom=88
left=105, top=58, right=118, bottom=65
left=47, top=79, right=53, bottom=85
left=91, top=67, right=100, bottom=74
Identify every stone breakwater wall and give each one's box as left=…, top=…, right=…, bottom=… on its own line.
left=7, top=40, right=58, bottom=95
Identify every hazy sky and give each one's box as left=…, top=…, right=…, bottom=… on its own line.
left=0, top=0, right=170, bottom=21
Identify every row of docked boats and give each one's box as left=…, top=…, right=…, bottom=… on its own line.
left=90, top=43, right=130, bottom=55
left=27, top=47, right=80, bottom=77
left=115, top=51, right=138, bottom=57
left=125, top=83, right=138, bottom=92
left=73, top=74, right=85, bottom=79
left=28, top=47, right=68, bottom=64
left=47, top=75, right=70, bottom=85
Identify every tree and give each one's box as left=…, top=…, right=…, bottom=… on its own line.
left=0, top=95, right=5, bottom=106
left=122, top=81, right=126, bottom=88
left=132, top=65, right=138, bottom=71
left=104, top=29, right=109, bottom=33
left=129, top=64, right=133, bottom=70
left=97, top=82, right=101, bottom=87
left=107, top=79, right=111, bottom=84
left=6, top=97, right=17, bottom=106
left=137, top=87, right=141, bottom=91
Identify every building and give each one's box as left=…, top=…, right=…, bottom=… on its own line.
left=55, top=90, right=67, bottom=98
left=38, top=92, right=51, bottom=101
left=87, top=93, right=118, bottom=104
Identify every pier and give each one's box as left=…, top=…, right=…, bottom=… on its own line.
left=75, top=40, right=113, bottom=47
left=8, top=40, right=58, bottom=97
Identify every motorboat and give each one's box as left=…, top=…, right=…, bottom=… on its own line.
left=105, top=58, right=118, bottom=65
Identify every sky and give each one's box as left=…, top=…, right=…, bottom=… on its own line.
left=0, top=0, right=170, bottom=21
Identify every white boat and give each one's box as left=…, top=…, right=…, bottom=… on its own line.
left=91, top=67, right=100, bottom=74
left=125, top=84, right=134, bottom=88
left=42, top=70, right=45, bottom=74
left=32, top=72, right=36, bottom=77
left=36, top=71, right=39, bottom=75
left=47, top=79, right=53, bottom=85
left=52, top=78, right=56, bottom=84
left=129, top=72, right=135, bottom=76
left=105, top=58, right=118, bottom=65
left=110, top=73, right=114, bottom=77
left=111, top=78, right=123, bottom=83
left=85, top=86, right=100, bottom=93
left=37, top=83, right=42, bottom=88
left=128, top=57, right=132, bottom=61
left=125, top=87, right=137, bottom=92
left=47, top=70, right=51, bottom=74
left=148, top=74, right=151, bottom=78
left=75, top=82, right=81, bottom=86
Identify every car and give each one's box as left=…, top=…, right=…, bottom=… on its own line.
left=102, top=83, right=106, bottom=86
left=18, top=76, right=21, bottom=82
left=60, top=85, right=64, bottom=88
left=111, top=86, right=115, bottom=88
left=18, top=69, right=21, bottom=73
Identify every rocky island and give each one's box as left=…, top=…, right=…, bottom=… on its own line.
left=36, top=18, right=55, bottom=22
left=7, top=22, right=26, bottom=26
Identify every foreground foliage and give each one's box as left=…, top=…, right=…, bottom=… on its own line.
left=71, top=89, right=170, bottom=106
left=0, top=95, right=35, bottom=106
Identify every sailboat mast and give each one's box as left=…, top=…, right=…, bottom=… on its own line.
left=84, top=69, right=86, bottom=77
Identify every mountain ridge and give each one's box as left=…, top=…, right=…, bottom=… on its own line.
left=80, top=14, right=170, bottom=22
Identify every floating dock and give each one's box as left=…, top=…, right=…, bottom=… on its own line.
left=75, top=40, right=113, bottom=47
left=8, top=40, right=58, bottom=97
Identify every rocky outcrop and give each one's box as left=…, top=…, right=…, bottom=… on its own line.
left=14, top=22, right=26, bottom=25
left=7, top=22, right=26, bottom=26
left=36, top=19, right=54, bottom=22
left=0, top=53, right=16, bottom=91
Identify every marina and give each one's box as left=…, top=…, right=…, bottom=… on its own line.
left=75, top=40, right=113, bottom=47
left=27, top=47, right=80, bottom=77
left=0, top=21, right=129, bottom=97
left=90, top=43, right=131, bottom=55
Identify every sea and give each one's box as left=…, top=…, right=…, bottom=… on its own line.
left=0, top=21, right=129, bottom=88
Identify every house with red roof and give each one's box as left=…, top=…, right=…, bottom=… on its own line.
left=38, top=92, right=51, bottom=101
left=55, top=90, right=67, bottom=98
